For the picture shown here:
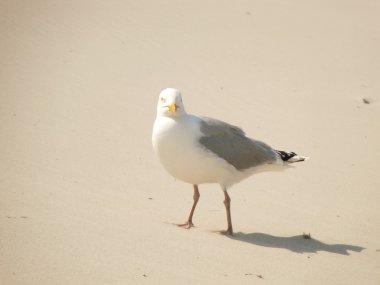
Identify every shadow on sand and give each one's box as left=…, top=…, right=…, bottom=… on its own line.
left=228, top=232, right=364, bottom=255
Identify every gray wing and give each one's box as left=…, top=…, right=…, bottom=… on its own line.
left=199, top=117, right=278, bottom=170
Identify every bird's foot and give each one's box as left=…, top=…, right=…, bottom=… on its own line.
left=219, top=228, right=234, bottom=236
left=176, top=221, right=194, bottom=229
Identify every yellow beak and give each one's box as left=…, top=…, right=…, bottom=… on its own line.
left=167, top=104, right=179, bottom=112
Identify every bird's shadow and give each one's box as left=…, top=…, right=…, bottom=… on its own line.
left=228, top=232, right=364, bottom=255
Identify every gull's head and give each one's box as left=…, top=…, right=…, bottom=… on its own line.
left=156, top=88, right=186, bottom=117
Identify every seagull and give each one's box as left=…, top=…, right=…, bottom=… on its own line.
left=152, top=88, right=308, bottom=235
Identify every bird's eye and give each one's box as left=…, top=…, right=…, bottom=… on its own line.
left=160, top=97, right=166, bottom=103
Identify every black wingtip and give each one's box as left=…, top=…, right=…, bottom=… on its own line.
left=275, top=150, right=297, bottom=162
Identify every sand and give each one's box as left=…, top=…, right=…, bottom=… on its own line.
left=1, top=1, right=379, bottom=284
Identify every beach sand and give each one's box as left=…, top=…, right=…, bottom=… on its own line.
left=1, top=1, right=379, bottom=284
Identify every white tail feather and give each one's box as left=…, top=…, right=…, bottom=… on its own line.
left=287, top=155, right=309, bottom=163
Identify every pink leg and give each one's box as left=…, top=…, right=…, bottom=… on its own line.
left=177, top=185, right=200, bottom=229
left=222, top=188, right=233, bottom=235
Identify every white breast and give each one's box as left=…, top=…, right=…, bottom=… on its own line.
left=152, top=115, right=238, bottom=185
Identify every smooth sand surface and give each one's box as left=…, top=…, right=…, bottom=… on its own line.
left=1, top=1, right=379, bottom=284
